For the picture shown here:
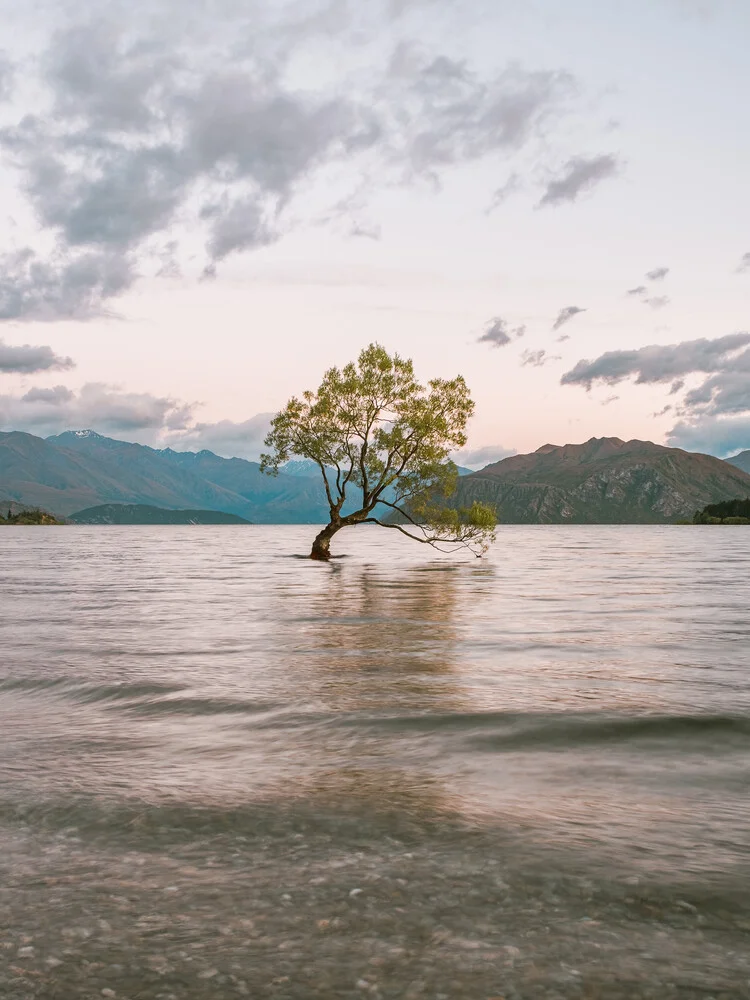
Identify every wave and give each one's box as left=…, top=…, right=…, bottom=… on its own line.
left=3, top=676, right=748, bottom=749
left=0, top=677, right=280, bottom=716
left=343, top=710, right=750, bottom=751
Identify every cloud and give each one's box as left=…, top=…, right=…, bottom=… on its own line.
left=561, top=333, right=750, bottom=390
left=667, top=415, right=750, bottom=457
left=452, top=443, right=517, bottom=470
left=486, top=173, right=521, bottom=213
left=737, top=252, right=750, bottom=273
left=477, top=316, right=525, bottom=348
left=0, top=50, right=13, bottom=101
left=21, top=385, right=75, bottom=404
left=646, top=266, right=669, bottom=282
left=626, top=285, right=647, bottom=297
left=561, top=332, right=750, bottom=449
left=601, top=394, right=619, bottom=406
left=0, top=382, right=196, bottom=440
left=521, top=348, right=559, bottom=367
left=206, top=197, right=277, bottom=261
left=384, top=46, right=574, bottom=177
left=165, top=413, right=275, bottom=460
left=155, top=240, right=181, bottom=279
left=0, top=247, right=135, bottom=321
left=0, top=374, right=276, bottom=458
left=0, top=339, right=74, bottom=374
left=681, top=369, right=750, bottom=416
left=552, top=305, right=586, bottom=331
left=0, top=8, right=585, bottom=321
left=537, top=154, right=619, bottom=207
left=349, top=222, right=382, bottom=240
left=644, top=295, right=670, bottom=310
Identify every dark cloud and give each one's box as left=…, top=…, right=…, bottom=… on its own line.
left=537, top=154, right=619, bottom=207
left=0, top=7, right=585, bottom=320
left=207, top=197, right=277, bottom=261
left=552, top=305, right=586, bottom=331
left=601, top=395, right=619, bottom=406
left=737, top=252, right=750, bottom=274
left=477, top=316, right=525, bottom=348
left=0, top=339, right=74, bottom=374
left=0, top=247, right=135, bottom=321
left=561, top=333, right=750, bottom=390
left=646, top=267, right=669, bottom=282
left=521, top=348, right=559, bottom=367
left=626, top=285, right=647, bottom=297
left=682, top=369, right=750, bottom=417
left=0, top=382, right=196, bottom=439
left=452, top=443, right=517, bottom=470
left=644, top=295, right=670, bottom=310
left=44, top=20, right=170, bottom=132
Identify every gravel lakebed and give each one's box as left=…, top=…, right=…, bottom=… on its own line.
left=2, top=803, right=748, bottom=1000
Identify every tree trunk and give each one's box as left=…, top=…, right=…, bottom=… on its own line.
left=310, top=522, right=341, bottom=561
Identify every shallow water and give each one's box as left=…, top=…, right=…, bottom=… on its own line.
left=1, top=525, right=749, bottom=998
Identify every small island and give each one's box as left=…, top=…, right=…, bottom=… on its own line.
left=69, top=504, right=252, bottom=525
left=693, top=498, right=750, bottom=524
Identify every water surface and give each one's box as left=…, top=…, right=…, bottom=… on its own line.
left=1, top=526, right=749, bottom=998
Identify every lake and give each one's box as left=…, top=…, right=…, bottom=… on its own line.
left=1, top=525, right=749, bottom=998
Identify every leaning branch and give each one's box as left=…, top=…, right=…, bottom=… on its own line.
left=361, top=518, right=485, bottom=557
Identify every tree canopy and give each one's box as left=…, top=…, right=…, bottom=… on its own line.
left=260, top=343, right=497, bottom=559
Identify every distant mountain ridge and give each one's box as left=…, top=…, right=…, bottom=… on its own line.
left=2, top=429, right=750, bottom=524
left=452, top=436, right=750, bottom=523
left=0, top=430, right=331, bottom=522
left=727, top=450, right=750, bottom=475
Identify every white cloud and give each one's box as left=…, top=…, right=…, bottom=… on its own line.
left=452, top=443, right=516, bottom=469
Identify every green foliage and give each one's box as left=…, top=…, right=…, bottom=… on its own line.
left=261, top=343, right=497, bottom=556
left=693, top=498, right=750, bottom=524
left=0, top=507, right=62, bottom=525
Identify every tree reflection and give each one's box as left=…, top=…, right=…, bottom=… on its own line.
left=267, top=560, right=495, bottom=825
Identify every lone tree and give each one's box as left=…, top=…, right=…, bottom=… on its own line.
left=260, top=343, right=496, bottom=560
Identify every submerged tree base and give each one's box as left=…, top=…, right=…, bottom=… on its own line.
left=310, top=525, right=339, bottom=560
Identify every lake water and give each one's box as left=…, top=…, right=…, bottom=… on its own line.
left=1, top=525, right=749, bottom=999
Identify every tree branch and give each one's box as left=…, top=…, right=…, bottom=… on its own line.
left=361, top=518, right=480, bottom=555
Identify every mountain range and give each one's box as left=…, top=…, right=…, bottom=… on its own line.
left=452, top=437, right=750, bottom=523
left=1, top=429, right=749, bottom=524
left=0, top=430, right=331, bottom=522
left=727, top=450, right=750, bottom=475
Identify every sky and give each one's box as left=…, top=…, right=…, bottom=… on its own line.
left=0, top=0, right=748, bottom=465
